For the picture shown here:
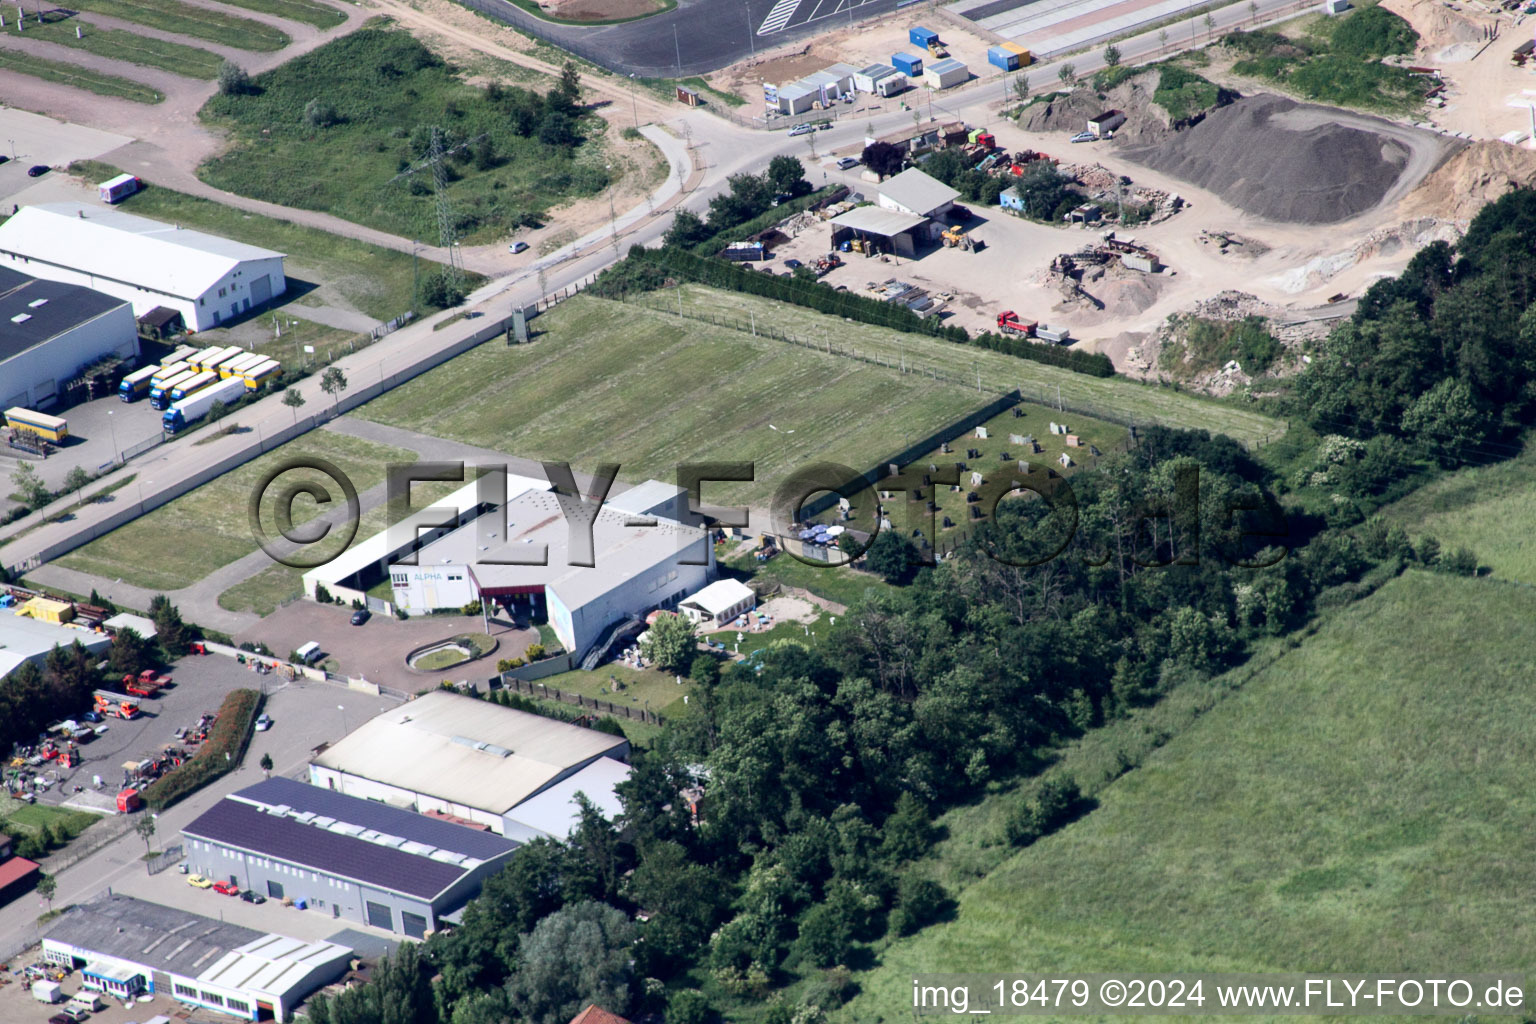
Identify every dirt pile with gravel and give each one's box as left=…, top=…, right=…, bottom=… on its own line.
left=1399, top=141, right=1536, bottom=223
left=1018, top=76, right=1174, bottom=145
left=1117, top=94, right=1414, bottom=223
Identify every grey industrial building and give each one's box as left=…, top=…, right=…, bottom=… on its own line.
left=181, top=776, right=519, bottom=938
left=309, top=690, right=630, bottom=836
left=0, top=266, right=139, bottom=410
left=0, top=614, right=113, bottom=682
left=41, top=893, right=351, bottom=1023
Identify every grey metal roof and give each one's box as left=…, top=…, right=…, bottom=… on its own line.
left=830, top=206, right=929, bottom=236
left=228, top=777, right=517, bottom=861
left=183, top=797, right=514, bottom=901
left=46, top=894, right=263, bottom=978
left=878, top=168, right=961, bottom=215
left=0, top=266, right=129, bottom=363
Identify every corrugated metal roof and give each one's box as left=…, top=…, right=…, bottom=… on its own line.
left=196, top=934, right=350, bottom=997
left=310, top=690, right=628, bottom=814
left=503, top=757, right=631, bottom=839
left=878, top=168, right=961, bottom=215
left=831, top=206, right=930, bottom=236
left=0, top=203, right=283, bottom=302
left=927, top=57, right=968, bottom=72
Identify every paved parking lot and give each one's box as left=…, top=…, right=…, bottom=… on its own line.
left=0, top=965, right=177, bottom=1024
left=237, top=602, right=535, bottom=690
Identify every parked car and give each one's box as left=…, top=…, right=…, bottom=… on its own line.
left=59, top=1008, right=89, bottom=1023
left=50, top=1014, right=76, bottom=1024
left=788, top=123, right=813, bottom=136
left=212, top=880, right=239, bottom=896
left=240, top=890, right=267, bottom=904
left=784, top=259, right=803, bottom=269
left=816, top=122, right=832, bottom=131
left=509, top=241, right=529, bottom=254
left=187, top=874, right=213, bottom=889
left=835, top=156, right=859, bottom=170
left=81, top=711, right=101, bottom=723
left=26, top=164, right=48, bottom=177
left=254, top=714, right=272, bottom=732
left=1070, top=130, right=1096, bottom=143
left=0, top=155, right=9, bottom=165
left=350, top=609, right=370, bottom=626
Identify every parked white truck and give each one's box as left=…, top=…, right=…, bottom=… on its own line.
left=162, top=376, right=246, bottom=434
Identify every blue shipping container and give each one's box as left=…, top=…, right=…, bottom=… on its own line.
left=987, top=45, right=1019, bottom=71
left=892, top=52, right=923, bottom=76
left=910, top=26, right=938, bottom=46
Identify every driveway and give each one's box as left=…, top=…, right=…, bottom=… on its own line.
left=235, top=601, right=535, bottom=689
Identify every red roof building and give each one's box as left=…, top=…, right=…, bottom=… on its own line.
left=567, top=1006, right=633, bottom=1024
left=0, top=835, right=40, bottom=905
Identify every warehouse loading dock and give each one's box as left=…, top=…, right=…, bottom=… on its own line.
left=830, top=207, right=928, bottom=258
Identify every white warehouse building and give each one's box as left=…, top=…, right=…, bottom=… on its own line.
left=0, top=203, right=286, bottom=331
left=0, top=267, right=139, bottom=409
left=387, top=479, right=712, bottom=662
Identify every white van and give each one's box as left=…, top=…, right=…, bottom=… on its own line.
left=68, top=992, right=105, bottom=1012
left=295, top=641, right=323, bottom=666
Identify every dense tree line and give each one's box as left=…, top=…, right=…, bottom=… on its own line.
left=664, top=156, right=812, bottom=251
left=1295, top=190, right=1536, bottom=475
left=588, top=246, right=1115, bottom=376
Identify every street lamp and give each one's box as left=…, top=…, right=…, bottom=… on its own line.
left=337, top=704, right=347, bottom=735
left=106, top=409, right=119, bottom=465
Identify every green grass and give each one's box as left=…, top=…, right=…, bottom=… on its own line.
left=58, top=433, right=418, bottom=591
left=2, top=12, right=224, bottom=79
left=1380, top=443, right=1536, bottom=583
left=0, top=48, right=162, bottom=102
left=662, top=285, right=1287, bottom=447
left=530, top=662, right=687, bottom=713
left=67, top=0, right=289, bottom=50
left=637, top=74, right=745, bottom=108
left=212, top=0, right=345, bottom=29
left=352, top=291, right=996, bottom=510
left=415, top=647, right=471, bottom=671
left=4, top=802, right=97, bottom=842
left=840, top=571, right=1536, bottom=1021
left=721, top=551, right=899, bottom=610
left=217, top=562, right=304, bottom=616
left=69, top=160, right=471, bottom=322
left=198, top=27, right=614, bottom=244
left=501, top=0, right=673, bottom=25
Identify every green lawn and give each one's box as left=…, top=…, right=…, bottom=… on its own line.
left=67, top=0, right=289, bottom=50
left=721, top=552, right=897, bottom=610
left=352, top=293, right=996, bottom=510
left=4, top=802, right=98, bottom=842
left=58, top=433, right=418, bottom=591
left=198, top=27, right=617, bottom=244
left=660, top=286, right=1287, bottom=448
left=1380, top=443, right=1536, bottom=583
left=0, top=48, right=162, bottom=102
left=839, top=571, right=1536, bottom=1021
left=216, top=562, right=304, bottom=616
left=2, top=12, right=224, bottom=79
left=213, top=0, right=345, bottom=28
left=530, top=662, right=688, bottom=716
left=68, top=161, right=470, bottom=322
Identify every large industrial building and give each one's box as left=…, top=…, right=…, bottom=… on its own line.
left=0, top=614, right=112, bottom=681
left=385, top=479, right=711, bottom=661
left=0, top=266, right=139, bottom=410
left=41, top=894, right=351, bottom=1023
left=181, top=777, right=519, bottom=937
left=309, top=690, right=631, bottom=837
left=0, top=203, right=286, bottom=331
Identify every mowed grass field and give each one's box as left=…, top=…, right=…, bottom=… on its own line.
left=1381, top=443, right=1536, bottom=583
left=68, top=0, right=289, bottom=50
left=0, top=48, right=162, bottom=102
left=658, top=286, right=1287, bottom=448
left=1, top=13, right=224, bottom=79
left=58, top=433, right=418, bottom=592
left=213, top=0, right=344, bottom=29
left=839, top=571, right=1536, bottom=1023
left=353, top=294, right=998, bottom=510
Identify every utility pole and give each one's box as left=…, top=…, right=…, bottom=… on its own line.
left=746, top=0, right=755, bottom=57
left=674, top=23, right=683, bottom=77
left=629, top=73, right=639, bottom=127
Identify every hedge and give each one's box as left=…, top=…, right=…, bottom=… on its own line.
left=590, top=247, right=1116, bottom=377
left=141, top=688, right=261, bottom=810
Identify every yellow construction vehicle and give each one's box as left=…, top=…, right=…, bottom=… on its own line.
left=941, top=225, right=974, bottom=250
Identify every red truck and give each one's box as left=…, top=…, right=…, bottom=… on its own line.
left=996, top=311, right=1037, bottom=336
left=123, top=670, right=169, bottom=698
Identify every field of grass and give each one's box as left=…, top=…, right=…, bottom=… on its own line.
left=352, top=293, right=996, bottom=510
left=198, top=27, right=615, bottom=244
left=839, top=571, right=1536, bottom=1022
left=0, top=48, right=162, bottom=102
left=58, top=433, right=418, bottom=591
left=657, top=286, right=1286, bottom=448
left=1381, top=444, right=1536, bottom=583
left=3, top=802, right=98, bottom=843
left=721, top=550, right=898, bottom=609
left=68, top=161, right=469, bottom=322
left=213, top=0, right=345, bottom=29
left=529, top=662, right=688, bottom=718
left=68, top=0, right=289, bottom=50
left=2, top=12, right=223, bottom=79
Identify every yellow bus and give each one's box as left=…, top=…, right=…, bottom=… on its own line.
left=241, top=358, right=282, bottom=390
left=187, top=346, right=224, bottom=371
left=4, top=408, right=68, bottom=443
left=151, top=361, right=191, bottom=388
left=221, top=352, right=266, bottom=379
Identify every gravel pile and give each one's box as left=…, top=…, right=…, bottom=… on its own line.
left=1117, top=94, right=1411, bottom=223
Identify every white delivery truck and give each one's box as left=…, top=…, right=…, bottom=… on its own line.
left=31, top=979, right=63, bottom=1003
left=162, top=376, right=246, bottom=434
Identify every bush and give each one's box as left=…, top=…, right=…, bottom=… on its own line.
left=1004, top=776, right=1084, bottom=847
left=141, top=689, right=261, bottom=810
left=525, top=643, right=546, bottom=661
left=1328, top=5, right=1418, bottom=58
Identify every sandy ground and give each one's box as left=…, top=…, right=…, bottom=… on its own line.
left=709, top=11, right=1009, bottom=111
left=700, top=593, right=819, bottom=633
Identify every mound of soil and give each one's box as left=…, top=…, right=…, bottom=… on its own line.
left=1018, top=75, right=1175, bottom=146
left=1399, top=140, right=1536, bottom=223
left=1117, top=94, right=1411, bottom=223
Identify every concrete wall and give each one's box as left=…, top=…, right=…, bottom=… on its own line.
left=0, top=303, right=139, bottom=409
left=307, top=764, right=507, bottom=834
